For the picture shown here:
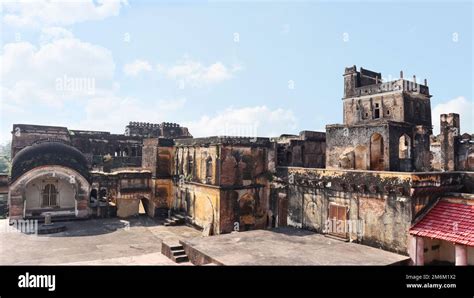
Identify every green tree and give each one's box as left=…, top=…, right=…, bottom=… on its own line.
left=0, top=141, right=12, bottom=174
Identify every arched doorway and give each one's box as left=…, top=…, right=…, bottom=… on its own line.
left=239, top=193, right=255, bottom=231
left=399, top=134, right=411, bottom=159
left=9, top=165, right=91, bottom=220
left=370, top=133, right=384, bottom=170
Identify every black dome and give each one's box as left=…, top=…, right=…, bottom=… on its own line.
left=11, top=142, right=90, bottom=183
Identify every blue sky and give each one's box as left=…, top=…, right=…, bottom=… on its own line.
left=1, top=0, right=472, bottom=144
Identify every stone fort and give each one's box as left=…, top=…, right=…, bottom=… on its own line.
left=2, top=66, right=474, bottom=265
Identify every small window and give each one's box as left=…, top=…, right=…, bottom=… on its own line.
left=42, top=184, right=58, bottom=207
left=386, top=110, right=390, bottom=115
left=205, top=157, right=213, bottom=181
left=187, top=156, right=194, bottom=176
left=399, top=134, right=411, bottom=159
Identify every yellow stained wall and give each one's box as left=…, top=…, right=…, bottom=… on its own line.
left=175, top=183, right=221, bottom=234
left=153, top=178, right=173, bottom=208
left=175, top=146, right=219, bottom=184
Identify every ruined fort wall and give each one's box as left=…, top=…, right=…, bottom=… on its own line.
left=325, top=124, right=390, bottom=171
left=219, top=186, right=267, bottom=234
left=271, top=167, right=466, bottom=254
left=174, top=183, right=221, bottom=234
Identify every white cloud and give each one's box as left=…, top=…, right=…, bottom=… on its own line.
left=1, top=28, right=115, bottom=108
left=157, top=57, right=242, bottom=87
left=39, top=26, right=74, bottom=43
left=184, top=106, right=297, bottom=138
left=432, top=96, right=473, bottom=135
left=0, top=27, right=189, bottom=144
left=123, top=59, right=153, bottom=76
left=2, top=0, right=127, bottom=28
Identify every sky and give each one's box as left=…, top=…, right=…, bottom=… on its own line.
left=0, top=0, right=473, bottom=144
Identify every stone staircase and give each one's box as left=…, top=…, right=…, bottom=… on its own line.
left=163, top=212, right=186, bottom=226
left=161, top=242, right=189, bottom=263
left=168, top=244, right=189, bottom=263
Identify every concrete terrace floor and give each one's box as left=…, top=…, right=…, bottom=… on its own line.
left=182, top=228, right=410, bottom=265
left=0, top=216, right=201, bottom=265
left=0, top=217, right=410, bottom=266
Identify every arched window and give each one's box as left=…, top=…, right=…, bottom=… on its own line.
left=374, top=103, right=380, bottom=119
left=370, top=133, right=384, bottom=171
left=114, top=147, right=121, bottom=157
left=123, top=148, right=129, bottom=157
left=42, top=184, right=58, bottom=207
left=399, top=134, right=411, bottom=159
left=205, top=157, right=213, bottom=181
left=187, top=156, right=194, bottom=176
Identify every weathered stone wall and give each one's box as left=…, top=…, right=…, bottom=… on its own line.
left=174, top=145, right=219, bottom=185
left=219, top=186, right=267, bottom=234
left=142, top=138, right=174, bottom=178
left=439, top=113, right=460, bottom=171
left=116, top=197, right=140, bottom=218
left=172, top=137, right=274, bottom=235
left=271, top=167, right=465, bottom=254
left=91, top=170, right=152, bottom=218
left=343, top=66, right=431, bottom=127
left=326, top=123, right=390, bottom=171
left=430, top=114, right=473, bottom=172
left=457, top=139, right=474, bottom=171
left=173, top=182, right=221, bottom=234
left=275, top=131, right=326, bottom=168
left=219, top=146, right=270, bottom=186
left=343, top=92, right=405, bottom=125
left=153, top=178, right=172, bottom=209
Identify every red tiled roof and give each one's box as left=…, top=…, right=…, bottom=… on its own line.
left=409, top=201, right=474, bottom=246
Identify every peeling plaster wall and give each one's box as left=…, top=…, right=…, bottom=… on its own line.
left=174, top=145, right=219, bottom=185
left=173, top=138, right=274, bottom=235
left=326, top=123, right=391, bottom=171
left=219, top=186, right=267, bottom=234
left=271, top=167, right=465, bottom=254
left=174, top=183, right=221, bottom=234
left=116, top=197, right=140, bottom=218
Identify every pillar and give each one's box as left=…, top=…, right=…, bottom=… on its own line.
left=409, top=235, right=425, bottom=265
left=455, top=244, right=468, bottom=266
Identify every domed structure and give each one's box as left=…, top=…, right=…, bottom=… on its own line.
left=11, top=142, right=90, bottom=183
left=8, top=142, right=91, bottom=220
